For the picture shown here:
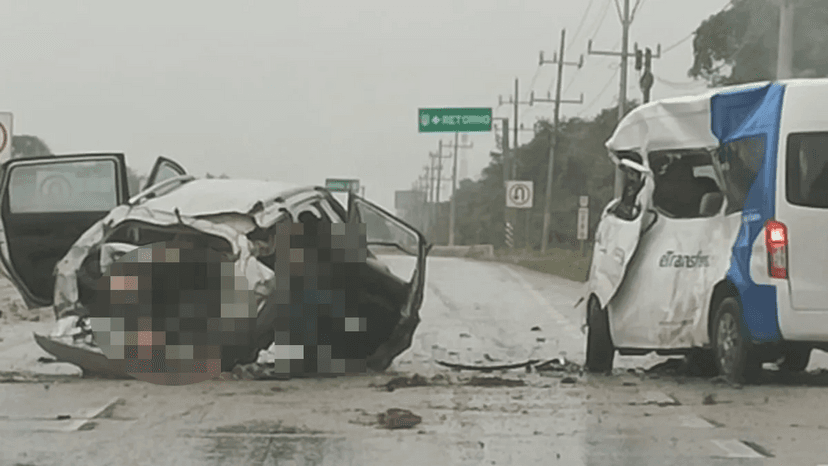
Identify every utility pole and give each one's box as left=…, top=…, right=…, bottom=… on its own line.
left=536, top=29, right=585, bottom=254
left=775, top=0, right=795, bottom=80
left=499, top=78, right=532, bottom=169
left=430, top=142, right=457, bottom=245
left=434, top=140, right=452, bottom=204
left=587, top=0, right=661, bottom=197
left=447, top=134, right=473, bottom=246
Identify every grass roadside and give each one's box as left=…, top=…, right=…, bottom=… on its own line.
left=490, top=247, right=592, bottom=283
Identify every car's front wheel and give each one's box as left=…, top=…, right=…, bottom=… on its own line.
left=712, top=296, right=761, bottom=384
left=585, top=296, right=614, bottom=373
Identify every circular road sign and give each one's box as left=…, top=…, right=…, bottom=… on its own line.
left=508, top=182, right=531, bottom=207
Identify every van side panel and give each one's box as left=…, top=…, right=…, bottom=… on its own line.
left=710, top=83, right=786, bottom=343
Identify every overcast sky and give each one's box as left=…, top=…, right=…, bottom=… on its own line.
left=1, top=0, right=731, bottom=212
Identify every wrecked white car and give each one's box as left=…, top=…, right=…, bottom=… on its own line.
left=585, top=79, right=828, bottom=383
left=0, top=154, right=430, bottom=381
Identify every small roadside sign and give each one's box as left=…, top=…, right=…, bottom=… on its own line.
left=579, top=196, right=589, bottom=208
left=0, top=112, right=13, bottom=164
left=506, top=181, right=533, bottom=209
left=577, top=207, right=589, bottom=240
left=419, top=108, right=492, bottom=133
left=325, top=178, right=360, bottom=193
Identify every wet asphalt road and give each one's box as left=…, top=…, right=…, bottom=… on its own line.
left=2, top=256, right=828, bottom=465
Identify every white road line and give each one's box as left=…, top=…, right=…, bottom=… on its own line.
left=62, top=397, right=124, bottom=432
left=502, top=265, right=582, bottom=339
left=641, top=391, right=679, bottom=406
left=678, top=415, right=715, bottom=428
left=711, top=439, right=766, bottom=459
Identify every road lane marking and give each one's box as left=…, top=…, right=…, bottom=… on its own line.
left=637, top=391, right=680, bottom=406
left=62, top=397, right=124, bottom=432
left=711, top=439, right=766, bottom=458
left=678, top=415, right=715, bottom=428
left=501, top=265, right=582, bottom=339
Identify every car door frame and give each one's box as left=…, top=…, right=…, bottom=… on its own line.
left=345, top=190, right=432, bottom=370
left=0, top=153, right=130, bottom=309
left=142, top=156, right=187, bottom=192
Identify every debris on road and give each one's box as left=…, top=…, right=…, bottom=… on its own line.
left=383, top=374, right=429, bottom=392
left=232, top=362, right=292, bottom=381
left=531, top=326, right=541, bottom=331
left=629, top=391, right=681, bottom=407
left=703, top=394, right=717, bottom=405
left=645, top=358, right=684, bottom=374
left=534, top=357, right=581, bottom=374
left=436, top=359, right=539, bottom=372
left=37, top=357, right=58, bottom=364
left=466, top=376, right=525, bottom=387
left=377, top=408, right=422, bottom=429
left=560, top=377, right=577, bottom=384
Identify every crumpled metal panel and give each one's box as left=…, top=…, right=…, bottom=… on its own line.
left=52, top=204, right=275, bottom=321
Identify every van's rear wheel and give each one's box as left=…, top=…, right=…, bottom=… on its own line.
left=779, top=344, right=811, bottom=372
left=712, top=297, right=761, bottom=384
left=585, top=297, right=614, bottom=373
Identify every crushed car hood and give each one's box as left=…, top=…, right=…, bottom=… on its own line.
left=140, top=179, right=307, bottom=218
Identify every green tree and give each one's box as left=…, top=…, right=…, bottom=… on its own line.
left=689, top=0, right=828, bottom=86
left=451, top=102, right=632, bottom=249
left=12, top=135, right=52, bottom=158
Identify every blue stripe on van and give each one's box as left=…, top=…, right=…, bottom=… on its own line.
left=710, top=83, right=786, bottom=343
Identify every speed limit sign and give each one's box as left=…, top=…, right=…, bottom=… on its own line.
left=505, top=181, right=533, bottom=209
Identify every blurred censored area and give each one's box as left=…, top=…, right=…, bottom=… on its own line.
left=86, top=218, right=370, bottom=385
left=253, top=216, right=371, bottom=377
left=88, top=241, right=258, bottom=385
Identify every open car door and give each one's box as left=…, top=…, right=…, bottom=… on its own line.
left=142, top=156, right=186, bottom=191
left=588, top=157, right=655, bottom=307
left=346, top=191, right=431, bottom=371
left=0, top=154, right=130, bottom=309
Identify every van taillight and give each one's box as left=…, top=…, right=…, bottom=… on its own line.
left=765, top=219, right=788, bottom=279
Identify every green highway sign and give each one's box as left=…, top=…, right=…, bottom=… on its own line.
left=418, top=107, right=492, bottom=133
left=325, top=178, right=360, bottom=193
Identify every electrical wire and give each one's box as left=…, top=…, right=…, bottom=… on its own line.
left=589, top=0, right=613, bottom=42
left=576, top=66, right=620, bottom=118
left=568, top=0, right=597, bottom=53
left=662, top=0, right=737, bottom=56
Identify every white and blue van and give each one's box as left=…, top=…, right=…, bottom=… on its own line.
left=585, top=79, right=828, bottom=383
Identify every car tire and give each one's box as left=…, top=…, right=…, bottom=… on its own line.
left=779, top=344, right=811, bottom=372
left=585, top=296, right=614, bottom=373
left=712, top=296, right=761, bottom=384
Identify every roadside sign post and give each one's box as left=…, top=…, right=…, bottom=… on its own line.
left=577, top=196, right=589, bottom=256
left=419, top=107, right=492, bottom=247
left=0, top=113, right=13, bottom=165
left=506, top=181, right=533, bottom=251
left=325, top=178, right=360, bottom=193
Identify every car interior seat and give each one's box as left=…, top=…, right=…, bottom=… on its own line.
left=699, top=192, right=724, bottom=217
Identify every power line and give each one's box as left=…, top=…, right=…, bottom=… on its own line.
left=655, top=76, right=708, bottom=89
left=589, top=0, right=613, bottom=42
left=576, top=66, right=620, bottom=117
left=568, top=0, right=597, bottom=53
left=662, top=0, right=736, bottom=56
